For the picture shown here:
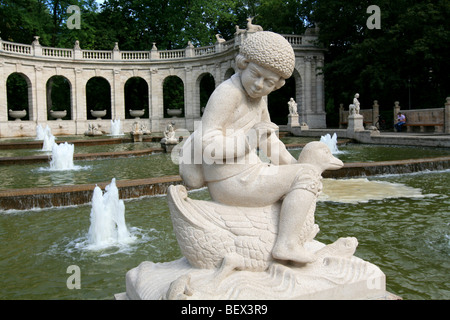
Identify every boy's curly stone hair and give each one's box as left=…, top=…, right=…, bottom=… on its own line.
left=239, top=31, right=295, bottom=79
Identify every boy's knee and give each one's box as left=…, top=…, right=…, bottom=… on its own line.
left=290, top=169, right=322, bottom=195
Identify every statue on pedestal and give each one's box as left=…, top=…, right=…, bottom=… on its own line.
left=122, top=32, right=387, bottom=300
left=350, top=93, right=361, bottom=115
left=288, top=97, right=298, bottom=115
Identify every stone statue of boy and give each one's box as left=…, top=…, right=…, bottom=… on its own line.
left=180, top=31, right=343, bottom=264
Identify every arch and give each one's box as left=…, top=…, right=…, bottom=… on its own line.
left=86, top=77, right=112, bottom=120
left=6, top=73, right=32, bottom=121
left=163, top=75, right=184, bottom=118
left=267, top=75, right=296, bottom=125
left=198, top=73, right=215, bottom=116
left=292, top=68, right=302, bottom=117
left=224, top=68, right=235, bottom=81
left=46, top=75, right=72, bottom=120
left=124, top=77, right=149, bottom=119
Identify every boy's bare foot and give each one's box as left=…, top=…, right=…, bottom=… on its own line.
left=272, top=243, right=316, bottom=264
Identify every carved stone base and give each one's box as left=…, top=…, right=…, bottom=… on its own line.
left=160, top=141, right=178, bottom=153
left=119, top=240, right=388, bottom=300
left=287, top=114, right=300, bottom=127
left=347, top=114, right=365, bottom=133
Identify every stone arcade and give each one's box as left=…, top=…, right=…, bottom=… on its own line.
left=0, top=26, right=326, bottom=138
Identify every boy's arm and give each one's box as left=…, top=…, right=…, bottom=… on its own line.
left=257, top=106, right=297, bottom=165
left=201, top=84, right=250, bottom=162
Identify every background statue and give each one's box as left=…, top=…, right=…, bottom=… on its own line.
left=350, top=93, right=361, bottom=115
left=288, top=97, right=298, bottom=115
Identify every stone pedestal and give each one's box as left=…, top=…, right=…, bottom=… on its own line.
left=161, top=142, right=177, bottom=153
left=118, top=240, right=390, bottom=300
left=287, top=114, right=300, bottom=127
left=347, top=114, right=365, bottom=133
left=131, top=132, right=143, bottom=142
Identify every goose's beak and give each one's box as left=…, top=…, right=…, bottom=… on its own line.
left=327, top=156, right=344, bottom=170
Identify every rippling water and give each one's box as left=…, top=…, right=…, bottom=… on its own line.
left=1, top=171, right=448, bottom=300
left=1, top=143, right=449, bottom=190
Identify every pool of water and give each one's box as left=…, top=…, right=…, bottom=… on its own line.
left=1, top=142, right=449, bottom=191
left=0, top=141, right=162, bottom=158
left=0, top=153, right=179, bottom=190
left=288, top=143, right=450, bottom=162
left=1, top=170, right=448, bottom=300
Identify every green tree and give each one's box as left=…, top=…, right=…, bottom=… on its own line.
left=303, top=0, right=450, bottom=124
left=0, top=0, right=53, bottom=44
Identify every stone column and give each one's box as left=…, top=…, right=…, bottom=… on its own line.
left=112, top=68, right=125, bottom=120
left=445, top=97, right=450, bottom=134
left=184, top=66, right=195, bottom=131
left=393, top=101, right=400, bottom=119
left=150, top=43, right=158, bottom=60
left=33, top=66, right=45, bottom=122
left=339, top=103, right=344, bottom=128
left=315, top=57, right=324, bottom=114
left=304, top=56, right=312, bottom=116
left=32, top=36, right=42, bottom=57
left=0, top=60, right=7, bottom=122
left=372, top=100, right=379, bottom=126
left=149, top=68, right=161, bottom=131
left=74, top=68, right=86, bottom=134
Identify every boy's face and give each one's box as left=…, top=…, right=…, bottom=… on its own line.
left=241, top=62, right=283, bottom=99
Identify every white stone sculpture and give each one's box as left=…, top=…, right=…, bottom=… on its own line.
left=350, top=93, right=361, bottom=115
left=84, top=123, right=102, bottom=136
left=140, top=123, right=151, bottom=135
left=130, top=121, right=143, bottom=142
left=161, top=122, right=178, bottom=144
left=246, top=17, right=263, bottom=32
left=215, top=34, right=226, bottom=43
left=122, top=31, right=388, bottom=300
left=234, top=25, right=246, bottom=35
left=288, top=97, right=298, bottom=115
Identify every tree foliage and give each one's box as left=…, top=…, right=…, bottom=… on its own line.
left=1, top=0, right=448, bottom=124
left=303, top=0, right=449, bottom=116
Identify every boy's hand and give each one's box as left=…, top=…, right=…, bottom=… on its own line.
left=252, top=121, right=278, bottom=136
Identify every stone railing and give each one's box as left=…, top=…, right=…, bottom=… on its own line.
left=339, top=98, right=450, bottom=133
left=394, top=99, right=450, bottom=133
left=0, top=32, right=317, bottom=62
left=339, top=100, right=380, bottom=128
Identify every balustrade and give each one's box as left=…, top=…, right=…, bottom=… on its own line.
left=0, top=33, right=313, bottom=62
left=82, top=50, right=112, bottom=60
left=42, top=47, right=73, bottom=59
left=1, top=41, right=32, bottom=55
left=159, top=49, right=185, bottom=60
left=194, top=45, right=216, bottom=57
left=121, top=51, right=150, bottom=60
left=284, top=35, right=302, bottom=46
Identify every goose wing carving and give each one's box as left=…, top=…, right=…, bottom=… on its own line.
left=168, top=185, right=280, bottom=271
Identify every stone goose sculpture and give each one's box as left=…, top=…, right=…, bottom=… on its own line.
left=168, top=142, right=353, bottom=276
